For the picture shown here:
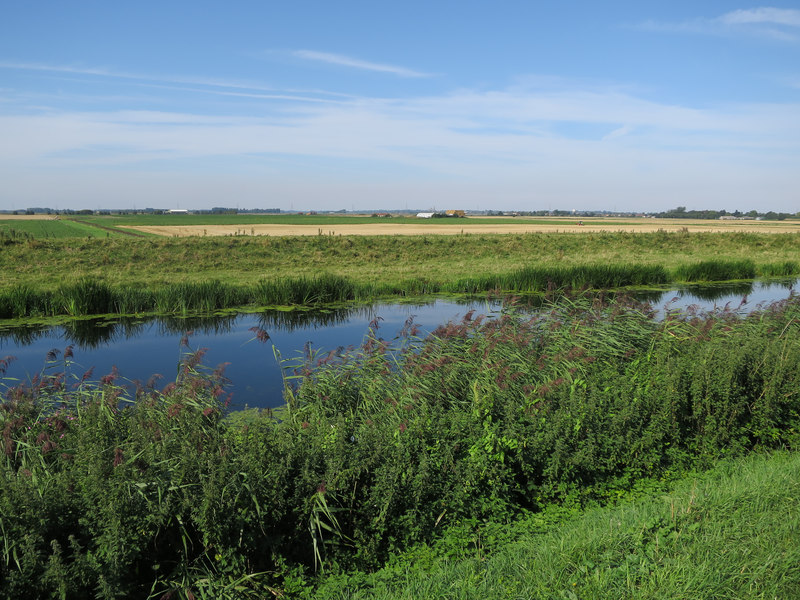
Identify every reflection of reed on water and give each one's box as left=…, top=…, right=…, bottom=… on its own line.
left=254, top=305, right=375, bottom=332
left=155, top=314, right=240, bottom=337
left=0, top=279, right=796, bottom=350
left=0, top=324, right=51, bottom=347
left=677, top=281, right=754, bottom=302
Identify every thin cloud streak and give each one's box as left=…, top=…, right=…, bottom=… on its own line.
left=2, top=86, right=797, bottom=165
left=634, top=7, right=800, bottom=41
left=0, top=60, right=353, bottom=101
left=292, top=50, right=431, bottom=78
left=720, top=8, right=800, bottom=27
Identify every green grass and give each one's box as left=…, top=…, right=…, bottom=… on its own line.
left=0, top=258, right=788, bottom=319
left=1, top=232, right=799, bottom=316
left=0, top=219, right=124, bottom=239
left=0, top=230, right=799, bottom=318
left=310, top=451, right=800, bottom=599
left=674, top=259, right=757, bottom=282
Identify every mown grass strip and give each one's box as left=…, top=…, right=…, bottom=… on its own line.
left=310, top=451, right=800, bottom=599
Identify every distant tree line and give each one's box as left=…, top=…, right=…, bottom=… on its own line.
left=656, top=206, right=798, bottom=220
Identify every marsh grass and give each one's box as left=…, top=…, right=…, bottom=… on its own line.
left=674, top=259, right=757, bottom=282
left=0, top=255, right=795, bottom=320
left=151, top=281, right=249, bottom=314
left=760, top=260, right=799, bottom=277
left=255, top=274, right=365, bottom=305
left=2, top=295, right=800, bottom=597
left=56, top=278, right=114, bottom=316
left=3, top=232, right=800, bottom=296
left=449, top=263, right=670, bottom=293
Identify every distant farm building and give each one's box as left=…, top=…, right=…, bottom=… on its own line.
left=416, top=212, right=435, bottom=219
left=446, top=210, right=465, bottom=217
left=167, top=209, right=189, bottom=214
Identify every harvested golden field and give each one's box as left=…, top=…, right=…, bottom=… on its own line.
left=124, top=217, right=800, bottom=237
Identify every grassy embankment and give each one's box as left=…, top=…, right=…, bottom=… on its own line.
left=310, top=451, right=800, bottom=599
left=2, top=295, right=800, bottom=598
left=0, top=219, right=132, bottom=240
left=1, top=231, right=799, bottom=319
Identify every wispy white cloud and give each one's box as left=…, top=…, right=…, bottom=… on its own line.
left=0, top=60, right=352, bottom=102
left=719, top=7, right=800, bottom=27
left=1, top=74, right=798, bottom=211
left=602, top=124, right=634, bottom=141
left=291, top=50, right=431, bottom=78
left=635, top=7, right=800, bottom=41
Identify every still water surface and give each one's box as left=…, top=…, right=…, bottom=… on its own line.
left=0, top=280, right=795, bottom=409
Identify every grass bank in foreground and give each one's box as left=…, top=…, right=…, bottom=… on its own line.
left=2, top=295, right=799, bottom=598
left=311, top=450, right=800, bottom=599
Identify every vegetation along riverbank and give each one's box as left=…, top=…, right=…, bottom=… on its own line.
left=1, top=230, right=799, bottom=319
left=2, top=294, right=799, bottom=597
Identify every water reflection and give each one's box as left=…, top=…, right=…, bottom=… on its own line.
left=674, top=281, right=755, bottom=302
left=0, top=279, right=796, bottom=409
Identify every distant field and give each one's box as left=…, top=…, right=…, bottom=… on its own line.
left=86, top=213, right=800, bottom=237
left=4, top=214, right=800, bottom=238
left=126, top=219, right=800, bottom=237
left=0, top=218, right=124, bottom=239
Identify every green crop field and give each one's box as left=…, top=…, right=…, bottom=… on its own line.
left=0, top=219, right=126, bottom=239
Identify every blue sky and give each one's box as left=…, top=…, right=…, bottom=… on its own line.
left=1, top=1, right=799, bottom=212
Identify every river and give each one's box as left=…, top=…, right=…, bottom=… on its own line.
left=0, top=279, right=795, bottom=409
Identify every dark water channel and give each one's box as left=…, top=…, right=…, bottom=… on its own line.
left=0, top=280, right=795, bottom=409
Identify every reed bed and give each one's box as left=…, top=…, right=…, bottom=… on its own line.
left=3, top=231, right=800, bottom=298
left=3, top=295, right=800, bottom=597
left=674, top=259, right=757, bottom=282
left=0, top=259, right=796, bottom=320
left=254, top=273, right=365, bottom=305
left=448, top=263, right=670, bottom=293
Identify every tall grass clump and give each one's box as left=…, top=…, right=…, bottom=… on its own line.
left=675, top=259, right=756, bottom=282
left=449, top=264, right=669, bottom=293
left=112, top=285, right=156, bottom=314
left=0, top=285, right=54, bottom=318
left=759, top=260, right=799, bottom=278
left=375, top=277, right=442, bottom=296
left=55, top=278, right=114, bottom=316
left=0, top=227, right=33, bottom=243
left=152, top=280, right=250, bottom=313
left=255, top=273, right=363, bottom=305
